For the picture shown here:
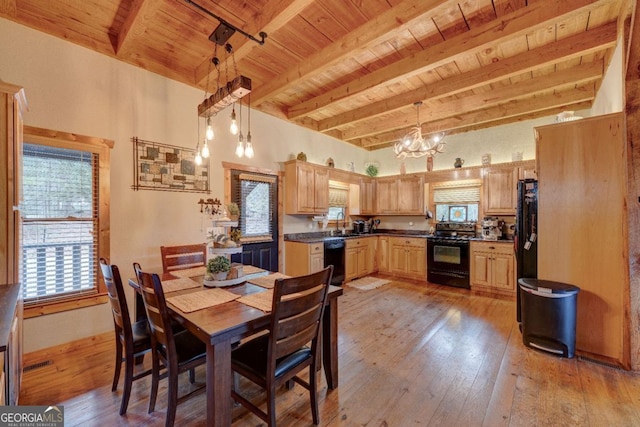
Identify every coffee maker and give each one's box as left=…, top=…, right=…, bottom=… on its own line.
left=481, top=216, right=504, bottom=240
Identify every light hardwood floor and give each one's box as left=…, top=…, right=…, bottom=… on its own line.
left=20, top=277, right=640, bottom=426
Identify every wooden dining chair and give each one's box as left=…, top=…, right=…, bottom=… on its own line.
left=231, top=265, right=334, bottom=426
left=160, top=243, right=207, bottom=273
left=99, top=258, right=152, bottom=416
left=134, top=266, right=207, bottom=427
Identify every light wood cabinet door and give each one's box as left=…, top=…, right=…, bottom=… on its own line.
left=345, top=247, right=358, bottom=281
left=470, top=242, right=514, bottom=294
left=345, top=237, right=375, bottom=281
left=375, top=178, right=398, bottom=214
left=285, top=241, right=324, bottom=276
left=536, top=113, right=627, bottom=365
left=360, top=177, right=375, bottom=215
left=405, top=243, right=426, bottom=278
left=389, top=242, right=406, bottom=275
left=389, top=237, right=426, bottom=279
left=284, top=160, right=329, bottom=214
left=483, top=167, right=517, bottom=215
left=377, top=236, right=390, bottom=273
left=397, top=175, right=424, bottom=215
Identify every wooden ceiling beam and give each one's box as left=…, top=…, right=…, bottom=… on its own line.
left=288, top=0, right=614, bottom=120
left=340, top=60, right=603, bottom=140
left=249, top=0, right=448, bottom=106
left=358, top=88, right=596, bottom=147
left=317, top=21, right=617, bottom=132
left=116, top=0, right=163, bottom=56
left=193, top=0, right=313, bottom=86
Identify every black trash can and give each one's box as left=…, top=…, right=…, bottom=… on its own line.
left=518, top=278, right=580, bottom=358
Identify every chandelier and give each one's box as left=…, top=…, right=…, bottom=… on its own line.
left=393, top=101, right=446, bottom=159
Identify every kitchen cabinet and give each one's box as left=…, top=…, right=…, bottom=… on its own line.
left=375, top=175, right=424, bottom=215
left=359, top=177, right=375, bottom=215
left=0, top=83, right=26, bottom=286
left=284, top=160, right=329, bottom=214
left=470, top=241, right=515, bottom=295
left=483, top=161, right=536, bottom=215
left=389, top=237, right=426, bottom=279
left=345, top=237, right=375, bottom=282
left=285, top=241, right=324, bottom=276
left=377, top=236, right=390, bottom=273
left=536, top=113, right=628, bottom=367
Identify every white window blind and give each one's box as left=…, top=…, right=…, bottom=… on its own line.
left=433, top=185, right=481, bottom=204
left=328, top=182, right=348, bottom=207
left=22, top=143, right=99, bottom=302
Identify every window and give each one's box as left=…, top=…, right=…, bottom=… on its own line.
left=327, top=181, right=348, bottom=221
left=21, top=127, right=112, bottom=314
left=237, top=173, right=275, bottom=242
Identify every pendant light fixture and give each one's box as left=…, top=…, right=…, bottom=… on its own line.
left=235, top=98, right=245, bottom=157
left=245, top=93, right=254, bottom=158
left=393, top=101, right=446, bottom=159
left=229, top=103, right=238, bottom=135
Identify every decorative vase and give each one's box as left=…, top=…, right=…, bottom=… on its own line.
left=426, top=156, right=433, bottom=172
left=454, top=157, right=464, bottom=168
left=213, top=271, right=228, bottom=281
left=297, top=152, right=307, bottom=161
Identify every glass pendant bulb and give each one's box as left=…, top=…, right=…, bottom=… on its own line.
left=245, top=131, right=254, bottom=158
left=229, top=106, right=238, bottom=135
left=235, top=137, right=244, bottom=157
left=201, top=138, right=210, bottom=158
left=205, top=117, right=214, bottom=141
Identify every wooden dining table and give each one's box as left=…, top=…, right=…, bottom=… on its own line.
left=128, top=270, right=343, bottom=427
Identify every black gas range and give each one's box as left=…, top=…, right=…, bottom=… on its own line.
left=427, top=222, right=476, bottom=289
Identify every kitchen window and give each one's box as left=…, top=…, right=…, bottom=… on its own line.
left=21, top=127, right=112, bottom=316
left=327, top=181, right=348, bottom=221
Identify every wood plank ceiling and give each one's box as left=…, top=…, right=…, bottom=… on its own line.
left=0, top=0, right=632, bottom=151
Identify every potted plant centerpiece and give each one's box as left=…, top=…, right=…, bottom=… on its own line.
left=207, top=256, right=231, bottom=281
left=226, top=202, right=239, bottom=221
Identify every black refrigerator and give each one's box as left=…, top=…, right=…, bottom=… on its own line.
left=515, top=179, right=538, bottom=324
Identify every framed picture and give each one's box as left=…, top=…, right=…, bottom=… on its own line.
left=449, top=205, right=467, bottom=222
left=131, top=137, right=210, bottom=193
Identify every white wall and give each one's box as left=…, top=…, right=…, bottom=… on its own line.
left=0, top=17, right=625, bottom=352
left=590, top=38, right=624, bottom=115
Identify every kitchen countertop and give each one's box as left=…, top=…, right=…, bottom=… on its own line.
left=285, top=231, right=515, bottom=244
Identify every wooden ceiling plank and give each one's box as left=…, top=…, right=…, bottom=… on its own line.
left=250, top=0, right=449, bottom=106
left=288, top=0, right=616, bottom=120
left=194, top=0, right=314, bottom=85
left=340, top=60, right=603, bottom=140
left=317, top=21, right=616, bottom=132
left=116, top=0, right=163, bottom=57
left=359, top=89, right=595, bottom=147
left=0, top=0, right=16, bottom=18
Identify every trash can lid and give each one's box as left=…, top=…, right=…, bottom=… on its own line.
left=518, top=278, right=580, bottom=294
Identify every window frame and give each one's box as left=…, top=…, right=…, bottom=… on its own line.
left=22, top=126, right=113, bottom=318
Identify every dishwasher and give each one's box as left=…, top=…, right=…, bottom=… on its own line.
left=324, top=238, right=345, bottom=286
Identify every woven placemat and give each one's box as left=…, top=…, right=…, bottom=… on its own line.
left=241, top=265, right=267, bottom=275
left=167, top=288, right=240, bottom=313
left=237, top=289, right=273, bottom=313
left=161, top=277, right=201, bottom=293
left=248, top=272, right=290, bottom=289
left=169, top=266, right=206, bottom=278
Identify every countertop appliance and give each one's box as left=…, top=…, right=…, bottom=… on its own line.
left=516, top=179, right=538, bottom=324
left=481, top=216, right=504, bottom=240
left=426, top=222, right=476, bottom=289
left=352, top=220, right=365, bottom=235
left=324, top=238, right=345, bottom=286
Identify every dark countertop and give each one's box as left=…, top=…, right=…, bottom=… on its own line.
left=0, top=283, right=21, bottom=352
left=285, top=229, right=431, bottom=243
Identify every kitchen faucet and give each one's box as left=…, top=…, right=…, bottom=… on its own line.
left=336, top=211, right=345, bottom=235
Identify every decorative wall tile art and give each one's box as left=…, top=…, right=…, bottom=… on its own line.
left=131, top=137, right=210, bottom=193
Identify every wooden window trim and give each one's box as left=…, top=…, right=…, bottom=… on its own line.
left=23, top=126, right=113, bottom=316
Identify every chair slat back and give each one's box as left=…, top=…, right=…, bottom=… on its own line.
left=100, top=258, right=132, bottom=341
left=134, top=266, right=173, bottom=351
left=270, top=266, right=333, bottom=361
left=160, top=244, right=207, bottom=273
